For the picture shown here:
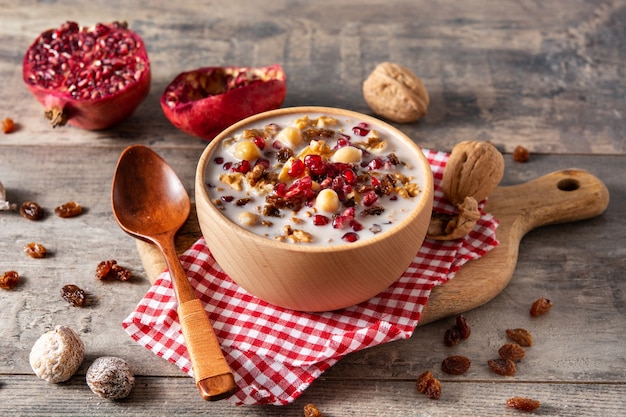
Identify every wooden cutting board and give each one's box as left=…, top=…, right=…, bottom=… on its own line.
left=136, top=169, right=609, bottom=325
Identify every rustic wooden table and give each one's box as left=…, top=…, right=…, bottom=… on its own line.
left=1, top=1, right=624, bottom=416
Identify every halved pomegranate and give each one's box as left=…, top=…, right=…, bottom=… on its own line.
left=22, top=21, right=151, bottom=130
left=160, top=64, right=287, bottom=141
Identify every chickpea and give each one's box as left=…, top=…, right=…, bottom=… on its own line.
left=331, top=145, right=362, bottom=164
left=238, top=211, right=259, bottom=227
left=276, top=126, right=303, bottom=147
left=233, top=140, right=262, bottom=161
left=315, top=189, right=339, bottom=213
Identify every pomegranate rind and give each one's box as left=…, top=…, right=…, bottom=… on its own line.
left=160, top=64, right=287, bottom=141
left=22, top=21, right=151, bottom=130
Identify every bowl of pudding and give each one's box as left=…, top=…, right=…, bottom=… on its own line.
left=195, top=106, right=433, bottom=311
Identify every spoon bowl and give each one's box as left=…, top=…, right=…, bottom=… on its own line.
left=112, top=144, right=236, bottom=401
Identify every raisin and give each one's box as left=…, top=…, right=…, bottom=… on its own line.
left=506, top=396, right=541, bottom=412
left=0, top=270, right=19, bottom=289
left=416, top=370, right=441, bottom=400
left=112, top=264, right=132, bottom=281
left=360, top=206, right=385, bottom=216
left=512, top=145, right=530, bottom=162
left=488, top=358, right=517, bottom=376
left=2, top=117, right=15, bottom=134
left=60, top=284, right=86, bottom=306
left=20, top=201, right=44, bottom=221
left=530, top=297, right=553, bottom=317
left=303, top=403, right=323, bottom=417
left=506, top=328, right=533, bottom=347
left=441, top=355, right=471, bottom=375
left=444, top=326, right=461, bottom=346
left=23, top=242, right=48, bottom=258
left=95, top=260, right=116, bottom=280
left=498, top=343, right=526, bottom=362
left=456, top=314, right=471, bottom=339
left=95, top=260, right=132, bottom=281
left=54, top=201, right=83, bottom=218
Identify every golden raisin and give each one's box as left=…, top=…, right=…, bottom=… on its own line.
left=416, top=370, right=441, bottom=399
left=303, top=403, right=323, bottom=417
left=20, top=201, right=44, bottom=221
left=24, top=242, right=47, bottom=258
left=2, top=117, right=14, bottom=134
left=0, top=270, right=19, bottom=289
left=498, top=343, right=526, bottom=362
left=506, top=396, right=541, bottom=412
left=506, top=328, right=533, bottom=347
left=54, top=201, right=83, bottom=218
left=530, top=297, right=553, bottom=317
left=488, top=358, right=517, bottom=376
left=441, top=355, right=471, bottom=375
left=95, top=260, right=131, bottom=281
left=512, top=145, right=530, bottom=162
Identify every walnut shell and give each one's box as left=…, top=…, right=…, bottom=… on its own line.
left=441, top=141, right=505, bottom=206
left=86, top=356, right=135, bottom=400
left=363, top=62, right=429, bottom=123
left=29, top=325, right=84, bottom=383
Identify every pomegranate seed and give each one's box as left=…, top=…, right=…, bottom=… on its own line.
left=223, top=161, right=232, bottom=170
left=274, top=182, right=287, bottom=197
left=350, top=220, right=364, bottom=231
left=362, top=190, right=378, bottom=207
left=253, top=136, right=266, bottom=150
left=288, top=159, right=305, bottom=177
left=232, top=160, right=251, bottom=174
left=342, top=232, right=360, bottom=242
left=304, top=154, right=326, bottom=176
left=371, top=176, right=381, bottom=187
left=368, top=158, right=384, bottom=170
left=342, top=168, right=357, bottom=185
left=214, top=156, right=224, bottom=164
left=313, top=214, right=330, bottom=226
left=272, top=141, right=283, bottom=149
left=255, top=158, right=270, bottom=169
left=352, top=123, right=370, bottom=136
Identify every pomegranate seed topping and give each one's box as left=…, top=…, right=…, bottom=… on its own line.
left=274, top=182, right=287, bottom=197
left=363, top=190, right=378, bottom=207
left=352, top=124, right=370, bottom=136
left=313, top=214, right=330, bottom=226
left=232, top=160, right=251, bottom=174
left=342, top=232, right=360, bottom=242
left=253, top=136, right=266, bottom=150
left=214, top=156, right=224, bottom=164
left=368, top=158, right=384, bottom=170
left=272, top=141, right=283, bottom=149
left=304, top=154, right=326, bottom=176
left=255, top=158, right=270, bottom=169
left=350, top=220, right=364, bottom=231
left=288, top=159, right=305, bottom=177
left=342, top=168, right=357, bottom=185
left=223, top=161, right=232, bottom=170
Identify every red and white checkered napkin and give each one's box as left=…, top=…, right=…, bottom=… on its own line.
left=122, top=149, right=499, bottom=405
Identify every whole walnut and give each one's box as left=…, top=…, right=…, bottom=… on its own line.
left=29, top=325, right=84, bottom=383
left=362, top=62, right=429, bottom=123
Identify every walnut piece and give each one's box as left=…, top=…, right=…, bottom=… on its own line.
left=427, top=197, right=481, bottom=240
left=441, top=141, right=504, bottom=206
left=86, top=356, right=135, bottom=400
left=363, top=62, right=429, bottom=123
left=29, top=325, right=84, bottom=383
left=0, top=181, right=17, bottom=211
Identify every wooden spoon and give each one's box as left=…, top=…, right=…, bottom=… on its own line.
left=111, top=144, right=236, bottom=401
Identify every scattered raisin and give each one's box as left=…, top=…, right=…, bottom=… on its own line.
left=416, top=370, right=441, bottom=400
left=506, top=328, right=533, bottom=347
left=498, top=343, right=526, bottom=362
left=95, top=260, right=131, bottom=281
left=0, top=270, right=19, bottom=289
left=95, top=260, right=116, bottom=279
left=487, top=358, right=517, bottom=376
left=441, top=355, right=471, bottom=375
left=20, top=201, right=44, bottom=221
left=512, top=145, right=530, bottom=162
left=112, top=263, right=132, bottom=281
left=61, top=284, right=87, bottom=307
left=54, top=201, right=83, bottom=218
left=530, top=297, right=553, bottom=317
left=2, top=117, right=15, bottom=134
left=456, top=314, right=471, bottom=339
left=506, top=396, right=541, bottom=412
left=303, top=403, right=323, bottom=417
left=23, top=242, right=47, bottom=258
left=444, top=326, right=461, bottom=346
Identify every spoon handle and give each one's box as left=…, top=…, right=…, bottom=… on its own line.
left=162, top=239, right=237, bottom=401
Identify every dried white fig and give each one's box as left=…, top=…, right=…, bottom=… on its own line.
left=29, top=325, right=84, bottom=383
left=86, top=356, right=135, bottom=400
left=363, top=62, right=429, bottom=123
left=441, top=141, right=504, bottom=206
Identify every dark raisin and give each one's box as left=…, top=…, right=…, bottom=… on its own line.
left=61, top=284, right=86, bottom=306
left=456, top=314, right=471, bottom=339
left=387, top=153, right=400, bottom=165
left=0, top=270, right=19, bottom=289
left=235, top=197, right=253, bottom=206
left=415, top=370, right=441, bottom=400
left=360, top=206, right=385, bottom=216
left=488, top=358, right=517, bottom=376
left=54, top=201, right=83, bottom=218
left=444, top=326, right=462, bottom=346
left=506, top=328, right=533, bottom=347
left=498, top=343, right=526, bottom=362
left=20, top=201, right=44, bottom=221
left=112, top=264, right=132, bottom=281
left=23, top=242, right=47, bottom=258
left=506, top=396, right=541, bottom=412
left=512, top=145, right=530, bottom=162
left=276, top=147, right=294, bottom=163
left=441, top=355, right=471, bottom=375
left=95, top=260, right=117, bottom=280
left=530, top=297, right=553, bottom=317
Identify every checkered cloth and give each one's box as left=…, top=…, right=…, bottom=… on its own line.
left=122, top=149, right=499, bottom=405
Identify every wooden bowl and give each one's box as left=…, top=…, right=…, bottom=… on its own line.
left=195, top=106, right=433, bottom=311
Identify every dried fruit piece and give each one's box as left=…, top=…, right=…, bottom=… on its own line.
left=161, top=64, right=287, bottom=141
left=506, top=396, right=541, bottom=412
left=2, top=117, right=15, bottom=133
left=488, top=358, right=517, bottom=376
left=23, top=21, right=151, bottom=130
left=363, top=62, right=429, bottom=123
left=303, top=403, right=323, bottom=417
left=441, top=355, right=471, bottom=375
left=29, top=325, right=84, bottom=383
left=456, top=314, right=471, bottom=339
left=416, top=370, right=441, bottom=399
left=20, top=201, right=44, bottom=220
left=24, top=242, right=47, bottom=258
left=512, top=145, right=530, bottom=163
left=444, top=325, right=461, bottom=346
left=498, top=343, right=526, bottom=362
left=54, top=201, right=83, bottom=218
left=0, top=270, right=19, bottom=289
left=61, top=284, right=87, bottom=307
left=86, top=356, right=135, bottom=400
left=506, top=328, right=533, bottom=347
left=95, top=260, right=131, bottom=281
left=530, top=297, right=553, bottom=317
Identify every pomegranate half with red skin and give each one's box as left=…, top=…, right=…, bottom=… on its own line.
left=22, top=21, right=151, bottom=130
left=160, top=64, right=287, bottom=141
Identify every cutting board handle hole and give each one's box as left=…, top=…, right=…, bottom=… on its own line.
left=557, top=178, right=580, bottom=192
